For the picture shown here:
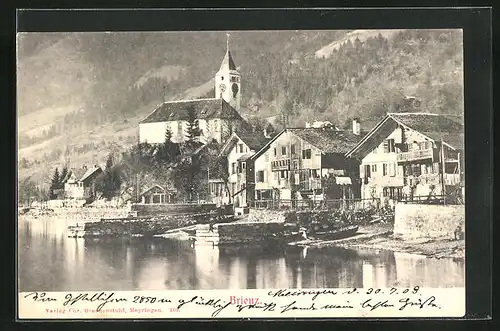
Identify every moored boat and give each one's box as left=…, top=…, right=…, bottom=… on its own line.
left=310, top=225, right=359, bottom=241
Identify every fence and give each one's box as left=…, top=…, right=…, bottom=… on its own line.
left=398, top=194, right=463, bottom=205
left=248, top=198, right=380, bottom=211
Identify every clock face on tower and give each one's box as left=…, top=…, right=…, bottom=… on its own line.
left=219, top=83, right=226, bottom=92
left=232, top=83, right=239, bottom=97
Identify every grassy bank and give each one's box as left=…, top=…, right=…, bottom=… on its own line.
left=309, top=223, right=465, bottom=259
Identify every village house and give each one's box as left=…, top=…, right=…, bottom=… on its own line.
left=138, top=38, right=250, bottom=144
left=345, top=112, right=464, bottom=202
left=248, top=122, right=364, bottom=206
left=140, top=184, right=176, bottom=204
left=62, top=165, right=103, bottom=200
left=209, top=130, right=273, bottom=208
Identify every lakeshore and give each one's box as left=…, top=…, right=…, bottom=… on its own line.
left=308, top=223, right=465, bottom=259
left=19, top=205, right=465, bottom=260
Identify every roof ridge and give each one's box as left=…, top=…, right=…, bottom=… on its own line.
left=162, top=97, right=218, bottom=104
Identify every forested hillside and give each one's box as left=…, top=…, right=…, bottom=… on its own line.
left=17, top=29, right=463, bottom=189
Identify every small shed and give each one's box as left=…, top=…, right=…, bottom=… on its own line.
left=140, top=185, right=175, bottom=204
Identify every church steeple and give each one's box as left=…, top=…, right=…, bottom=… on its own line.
left=218, top=33, right=237, bottom=72
left=215, top=33, right=241, bottom=111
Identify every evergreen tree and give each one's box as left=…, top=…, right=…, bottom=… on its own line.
left=59, top=165, right=69, bottom=189
left=185, top=105, right=201, bottom=142
left=95, top=154, right=122, bottom=200
left=49, top=168, right=60, bottom=199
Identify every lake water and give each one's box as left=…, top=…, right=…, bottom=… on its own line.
left=18, top=216, right=465, bottom=292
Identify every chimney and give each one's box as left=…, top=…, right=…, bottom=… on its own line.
left=352, top=118, right=361, bottom=135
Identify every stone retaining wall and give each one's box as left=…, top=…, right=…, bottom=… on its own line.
left=393, top=203, right=465, bottom=240
left=131, top=203, right=220, bottom=217
left=195, top=221, right=284, bottom=245
left=22, top=206, right=133, bottom=222
left=83, top=212, right=215, bottom=237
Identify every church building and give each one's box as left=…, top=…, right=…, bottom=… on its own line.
left=139, top=36, right=249, bottom=144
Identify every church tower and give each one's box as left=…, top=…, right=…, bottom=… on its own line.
left=215, top=33, right=241, bottom=111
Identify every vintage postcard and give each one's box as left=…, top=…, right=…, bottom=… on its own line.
left=17, top=29, right=466, bottom=319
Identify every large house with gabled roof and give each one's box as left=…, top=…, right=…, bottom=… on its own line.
left=245, top=123, right=364, bottom=206
left=209, top=130, right=273, bottom=207
left=62, top=165, right=103, bottom=200
left=139, top=37, right=250, bottom=144
left=345, top=112, right=464, bottom=202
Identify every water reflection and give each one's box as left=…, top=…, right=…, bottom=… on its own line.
left=18, top=216, right=465, bottom=291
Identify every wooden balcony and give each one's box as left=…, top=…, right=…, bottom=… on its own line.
left=271, top=159, right=290, bottom=171
left=397, top=148, right=434, bottom=163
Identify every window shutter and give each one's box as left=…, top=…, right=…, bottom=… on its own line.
left=360, top=164, right=365, bottom=178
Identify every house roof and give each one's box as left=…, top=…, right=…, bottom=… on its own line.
left=140, top=98, right=243, bottom=124
left=237, top=154, right=254, bottom=161
left=63, top=168, right=86, bottom=183
left=218, top=131, right=271, bottom=157
left=236, top=131, right=273, bottom=151
left=80, top=166, right=103, bottom=182
left=346, top=112, right=464, bottom=158
left=290, top=128, right=363, bottom=154
left=140, top=184, right=166, bottom=196
left=388, top=113, right=463, bottom=135
left=389, top=113, right=464, bottom=150
left=250, top=127, right=363, bottom=161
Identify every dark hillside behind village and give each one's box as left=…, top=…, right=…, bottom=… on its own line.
left=17, top=29, right=464, bottom=190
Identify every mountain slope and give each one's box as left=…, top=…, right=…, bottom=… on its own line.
left=17, top=29, right=464, bottom=188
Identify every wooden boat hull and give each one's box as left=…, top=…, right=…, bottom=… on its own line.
left=310, top=226, right=359, bottom=241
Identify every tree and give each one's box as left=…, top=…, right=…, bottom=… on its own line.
left=18, top=178, right=38, bottom=205
left=59, top=165, right=69, bottom=189
left=185, top=105, right=201, bottom=142
left=49, top=168, right=60, bottom=199
left=95, top=154, right=122, bottom=200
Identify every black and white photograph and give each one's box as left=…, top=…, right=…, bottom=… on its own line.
left=17, top=27, right=468, bottom=318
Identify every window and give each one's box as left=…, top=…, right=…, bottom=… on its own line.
left=388, top=139, right=395, bottom=152
left=280, top=170, right=288, bottom=179
left=241, top=162, right=246, bottom=170
left=384, top=139, right=396, bottom=153
left=364, top=165, right=371, bottom=177
left=238, top=143, right=244, bottom=153
left=221, top=76, right=224, bottom=81
left=371, top=164, right=377, bottom=172
left=302, top=149, right=312, bottom=159
left=291, top=144, right=296, bottom=155
left=390, top=163, right=397, bottom=177
left=274, top=148, right=277, bottom=156
left=256, top=171, right=265, bottom=183
left=282, top=146, right=287, bottom=156
left=383, top=163, right=388, bottom=176
left=231, top=162, right=237, bottom=174
left=412, top=164, right=421, bottom=176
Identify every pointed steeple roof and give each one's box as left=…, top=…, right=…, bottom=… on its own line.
left=218, top=33, right=237, bottom=72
